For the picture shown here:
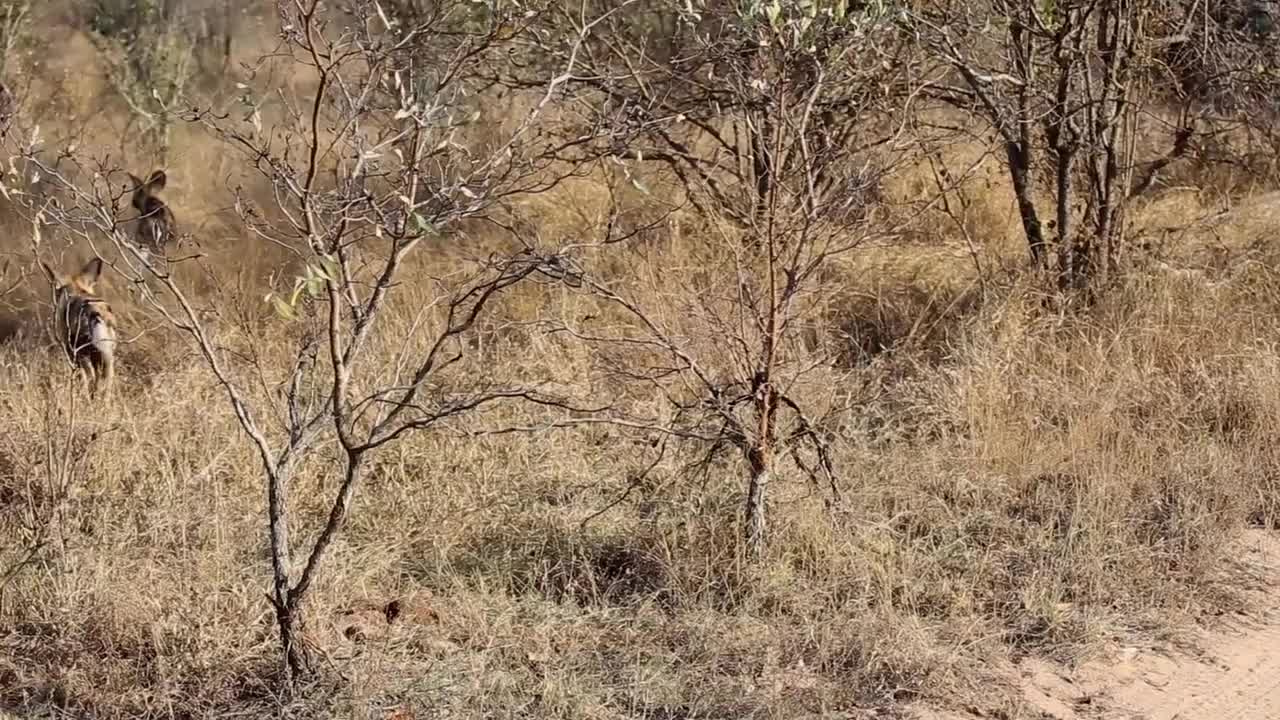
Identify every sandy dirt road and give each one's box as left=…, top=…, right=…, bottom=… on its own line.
left=921, top=530, right=1280, bottom=720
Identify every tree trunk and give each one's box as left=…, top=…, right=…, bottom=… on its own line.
left=1006, top=16, right=1046, bottom=269
left=271, top=450, right=366, bottom=685
left=273, top=596, right=310, bottom=686
left=222, top=0, right=233, bottom=69
left=744, top=370, right=777, bottom=558
left=744, top=442, right=772, bottom=558
left=751, top=121, right=774, bottom=225
left=266, top=464, right=302, bottom=683
left=1004, top=141, right=1047, bottom=267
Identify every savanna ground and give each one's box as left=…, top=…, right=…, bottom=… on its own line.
left=3, top=1, right=1280, bottom=718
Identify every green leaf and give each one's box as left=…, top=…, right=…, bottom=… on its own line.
left=412, top=213, right=435, bottom=234
left=1041, top=0, right=1057, bottom=27
left=318, top=255, right=342, bottom=283
left=304, top=273, right=326, bottom=297
left=268, top=293, right=297, bottom=321
left=765, top=0, right=781, bottom=27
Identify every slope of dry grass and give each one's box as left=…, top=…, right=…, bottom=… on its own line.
left=3, top=6, right=1280, bottom=720
left=6, top=233, right=1280, bottom=719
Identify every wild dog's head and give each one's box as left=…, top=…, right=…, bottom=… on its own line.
left=41, top=256, right=105, bottom=301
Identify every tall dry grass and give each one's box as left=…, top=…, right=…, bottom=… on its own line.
left=2, top=5, right=1280, bottom=720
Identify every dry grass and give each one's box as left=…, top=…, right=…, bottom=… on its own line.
left=2, top=5, right=1280, bottom=720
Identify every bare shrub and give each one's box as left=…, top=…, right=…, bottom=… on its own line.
left=514, top=0, right=929, bottom=556
left=7, top=0, right=611, bottom=687
left=86, top=0, right=194, bottom=160
left=0, top=0, right=29, bottom=76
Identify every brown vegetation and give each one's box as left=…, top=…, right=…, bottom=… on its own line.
left=1, top=1, right=1280, bottom=718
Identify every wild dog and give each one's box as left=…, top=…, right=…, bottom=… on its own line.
left=127, top=170, right=175, bottom=263
left=40, top=257, right=116, bottom=398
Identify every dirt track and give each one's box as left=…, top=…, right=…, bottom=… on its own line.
left=1083, top=530, right=1280, bottom=719
left=1101, top=618, right=1280, bottom=719
left=922, top=530, right=1280, bottom=720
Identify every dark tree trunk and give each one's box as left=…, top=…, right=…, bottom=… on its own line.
left=1004, top=141, right=1047, bottom=268
left=744, top=442, right=772, bottom=557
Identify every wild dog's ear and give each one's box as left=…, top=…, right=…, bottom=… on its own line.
left=40, top=261, right=58, bottom=286
left=75, top=257, right=104, bottom=287
left=145, top=170, right=167, bottom=192
left=128, top=173, right=148, bottom=210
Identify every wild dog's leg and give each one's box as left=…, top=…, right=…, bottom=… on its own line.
left=76, top=356, right=95, bottom=397
left=97, top=352, right=114, bottom=399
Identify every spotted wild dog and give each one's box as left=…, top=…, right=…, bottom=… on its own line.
left=40, top=257, right=117, bottom=398
left=127, top=169, right=175, bottom=262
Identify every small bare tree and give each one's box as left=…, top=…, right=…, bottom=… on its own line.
left=907, top=0, right=1168, bottom=288
left=1151, top=0, right=1280, bottom=186
left=907, top=0, right=1280, bottom=290
left=516, top=0, right=923, bottom=556
left=6, top=0, right=609, bottom=685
